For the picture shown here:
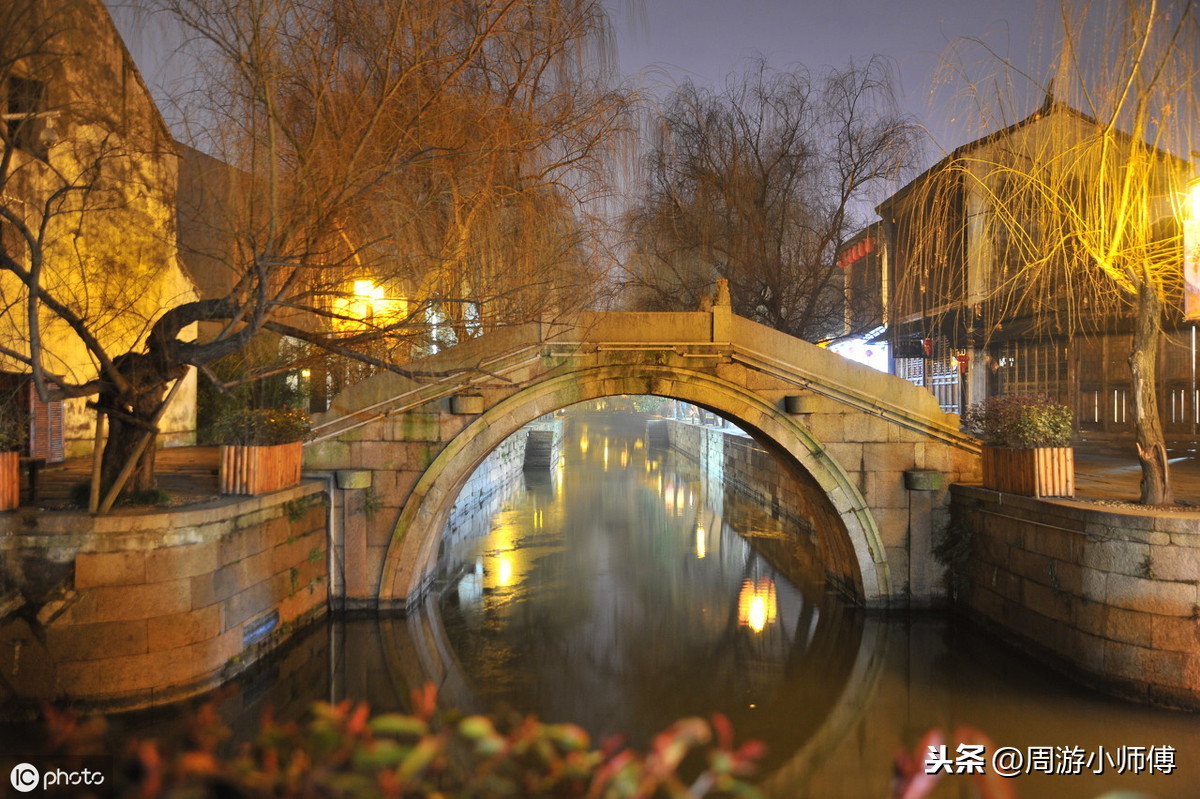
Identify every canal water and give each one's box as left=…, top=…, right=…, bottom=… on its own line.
left=8, top=405, right=1200, bottom=798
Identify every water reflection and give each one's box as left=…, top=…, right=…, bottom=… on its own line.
left=429, top=410, right=868, bottom=778
left=8, top=409, right=1200, bottom=799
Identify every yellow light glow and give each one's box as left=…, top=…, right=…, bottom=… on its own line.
left=354, top=279, right=384, bottom=300
left=580, top=433, right=589, bottom=454
left=620, top=449, right=629, bottom=469
left=332, top=279, right=407, bottom=329
left=484, top=516, right=520, bottom=591
left=695, top=524, right=706, bottom=559
left=495, top=556, right=514, bottom=587
left=737, top=578, right=778, bottom=633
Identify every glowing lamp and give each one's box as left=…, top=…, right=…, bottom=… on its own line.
left=1186, top=177, right=1200, bottom=321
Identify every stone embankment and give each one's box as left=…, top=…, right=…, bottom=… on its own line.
left=952, top=485, right=1200, bottom=709
left=0, top=484, right=328, bottom=714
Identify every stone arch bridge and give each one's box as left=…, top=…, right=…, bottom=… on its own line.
left=305, top=307, right=980, bottom=611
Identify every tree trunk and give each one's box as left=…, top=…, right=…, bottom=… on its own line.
left=98, top=354, right=169, bottom=495
left=1129, top=281, right=1172, bottom=506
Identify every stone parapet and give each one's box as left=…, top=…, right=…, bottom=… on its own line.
left=0, top=483, right=328, bottom=715
left=951, top=485, right=1200, bottom=709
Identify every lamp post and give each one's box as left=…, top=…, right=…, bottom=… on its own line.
left=1185, top=177, right=1200, bottom=320
left=1183, top=177, right=1200, bottom=451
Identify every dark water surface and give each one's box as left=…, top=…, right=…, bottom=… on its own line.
left=6, top=412, right=1200, bottom=799
left=401, top=412, right=1200, bottom=798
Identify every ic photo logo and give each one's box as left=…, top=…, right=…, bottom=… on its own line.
left=10, top=763, right=39, bottom=793
left=8, top=761, right=108, bottom=795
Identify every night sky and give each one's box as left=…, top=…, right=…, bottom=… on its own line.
left=113, top=0, right=1048, bottom=152
left=604, top=0, right=1047, bottom=153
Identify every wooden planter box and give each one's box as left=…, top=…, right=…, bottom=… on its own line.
left=982, top=445, right=1074, bottom=498
left=219, top=441, right=303, bottom=496
left=0, top=450, right=18, bottom=510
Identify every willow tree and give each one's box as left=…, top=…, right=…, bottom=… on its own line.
left=914, top=0, right=1198, bottom=505
left=1, top=0, right=199, bottom=497
left=621, top=58, right=918, bottom=341
left=1, top=0, right=632, bottom=497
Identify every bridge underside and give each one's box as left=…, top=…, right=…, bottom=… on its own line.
left=378, top=365, right=889, bottom=609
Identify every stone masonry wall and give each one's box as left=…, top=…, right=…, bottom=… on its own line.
left=952, top=485, right=1200, bottom=709
left=663, top=420, right=861, bottom=598
left=311, top=405, right=479, bottom=609
left=0, top=483, right=328, bottom=714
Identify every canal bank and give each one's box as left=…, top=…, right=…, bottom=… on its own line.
left=0, top=483, right=328, bottom=716
left=950, top=485, right=1200, bottom=710
left=5, top=408, right=1200, bottom=722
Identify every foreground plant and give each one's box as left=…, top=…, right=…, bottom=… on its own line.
left=44, top=685, right=767, bottom=798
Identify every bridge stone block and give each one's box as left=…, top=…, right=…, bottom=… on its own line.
left=821, top=442, right=863, bottom=475
left=805, top=413, right=842, bottom=442
left=885, top=546, right=910, bottom=593
left=390, top=413, right=442, bottom=442
left=349, top=441, right=409, bottom=471
left=841, top=414, right=892, bottom=443
left=874, top=508, right=911, bottom=549
left=861, top=443, right=919, bottom=474
left=865, top=471, right=909, bottom=509
left=304, top=439, right=351, bottom=470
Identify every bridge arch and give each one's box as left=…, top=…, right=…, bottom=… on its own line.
left=378, top=364, right=892, bottom=608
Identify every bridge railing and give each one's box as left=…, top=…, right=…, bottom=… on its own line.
left=308, top=310, right=979, bottom=452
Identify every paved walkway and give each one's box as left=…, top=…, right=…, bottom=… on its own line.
left=1073, top=451, right=1200, bottom=507
left=18, top=446, right=221, bottom=510
left=13, top=445, right=1200, bottom=512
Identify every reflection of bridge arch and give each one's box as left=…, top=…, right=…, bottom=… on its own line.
left=373, top=585, right=889, bottom=790
left=379, top=365, right=890, bottom=608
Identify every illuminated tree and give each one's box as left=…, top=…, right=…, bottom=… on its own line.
left=1, top=0, right=632, bottom=499
left=910, top=0, right=1198, bottom=504
left=1, top=0, right=196, bottom=498
left=621, top=58, right=918, bottom=341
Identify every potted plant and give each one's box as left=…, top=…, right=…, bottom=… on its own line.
left=961, top=394, right=1075, bottom=497
left=0, top=398, right=24, bottom=510
left=211, top=407, right=311, bottom=495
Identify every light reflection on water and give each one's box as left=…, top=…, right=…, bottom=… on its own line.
left=10, top=411, right=1199, bottom=799
left=417, top=410, right=1200, bottom=799
left=431, top=411, right=853, bottom=760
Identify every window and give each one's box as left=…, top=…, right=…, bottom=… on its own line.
left=5, top=76, right=48, bottom=156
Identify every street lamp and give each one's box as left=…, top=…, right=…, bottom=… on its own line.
left=1184, top=176, right=1200, bottom=320
left=1182, top=177, right=1200, bottom=450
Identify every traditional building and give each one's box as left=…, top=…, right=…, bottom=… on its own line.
left=0, top=0, right=197, bottom=458
left=864, top=99, right=1194, bottom=450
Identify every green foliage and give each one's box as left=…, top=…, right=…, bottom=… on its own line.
left=197, top=337, right=310, bottom=444
left=362, top=486, right=383, bottom=519
left=933, top=501, right=976, bottom=600
left=210, top=407, right=313, bottom=446
left=41, top=688, right=767, bottom=799
left=961, top=394, right=1074, bottom=449
left=0, top=392, right=25, bottom=452
left=283, top=494, right=320, bottom=522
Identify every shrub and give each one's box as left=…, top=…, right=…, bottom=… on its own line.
left=209, top=407, right=313, bottom=446
left=39, top=688, right=768, bottom=799
left=0, top=395, right=25, bottom=452
left=961, top=394, right=1073, bottom=449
